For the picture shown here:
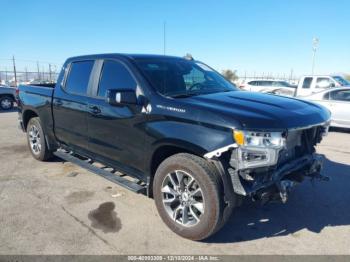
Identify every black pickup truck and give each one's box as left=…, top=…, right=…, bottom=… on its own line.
left=18, top=54, right=330, bottom=240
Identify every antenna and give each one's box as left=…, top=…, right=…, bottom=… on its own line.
left=163, top=21, right=166, bottom=55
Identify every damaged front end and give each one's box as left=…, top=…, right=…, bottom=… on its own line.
left=206, top=123, right=330, bottom=204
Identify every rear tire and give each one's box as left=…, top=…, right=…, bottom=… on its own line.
left=153, top=153, right=225, bottom=240
left=26, top=117, right=53, bottom=161
left=0, top=96, right=14, bottom=110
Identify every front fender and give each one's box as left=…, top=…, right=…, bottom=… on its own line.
left=145, top=119, right=234, bottom=154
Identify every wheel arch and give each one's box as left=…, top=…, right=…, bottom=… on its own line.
left=148, top=141, right=207, bottom=197
left=22, top=109, right=39, bottom=131
left=148, top=141, right=237, bottom=219
left=0, top=94, right=15, bottom=100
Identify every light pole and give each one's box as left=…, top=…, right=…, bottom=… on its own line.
left=311, top=37, right=319, bottom=75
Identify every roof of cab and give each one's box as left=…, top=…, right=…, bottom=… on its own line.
left=66, top=53, right=187, bottom=63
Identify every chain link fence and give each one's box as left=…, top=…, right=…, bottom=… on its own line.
left=0, top=58, right=61, bottom=87
left=236, top=72, right=300, bottom=86
left=0, top=70, right=59, bottom=87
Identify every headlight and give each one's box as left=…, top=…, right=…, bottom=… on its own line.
left=233, top=130, right=285, bottom=149
left=232, top=130, right=285, bottom=169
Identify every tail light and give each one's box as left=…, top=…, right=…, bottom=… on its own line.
left=15, top=87, right=19, bottom=101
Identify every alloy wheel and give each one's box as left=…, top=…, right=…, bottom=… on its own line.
left=1, top=98, right=12, bottom=109
left=161, top=170, right=205, bottom=227
left=29, top=125, right=41, bottom=155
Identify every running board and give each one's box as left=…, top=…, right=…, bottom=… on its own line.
left=54, top=150, right=147, bottom=194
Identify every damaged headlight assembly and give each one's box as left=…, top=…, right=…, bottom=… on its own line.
left=232, top=130, right=286, bottom=169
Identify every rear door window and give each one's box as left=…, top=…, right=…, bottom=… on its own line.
left=302, top=77, right=313, bottom=89
left=65, top=60, right=94, bottom=95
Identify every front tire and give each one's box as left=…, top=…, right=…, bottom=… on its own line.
left=26, top=117, right=53, bottom=161
left=153, top=153, right=224, bottom=240
left=0, top=96, right=14, bottom=110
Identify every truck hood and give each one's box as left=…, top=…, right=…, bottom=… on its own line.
left=183, top=91, right=330, bottom=130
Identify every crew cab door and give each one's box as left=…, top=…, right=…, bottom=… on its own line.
left=53, top=60, right=95, bottom=152
left=86, top=59, right=146, bottom=179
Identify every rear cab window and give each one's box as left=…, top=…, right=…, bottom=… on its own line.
left=65, top=60, right=94, bottom=95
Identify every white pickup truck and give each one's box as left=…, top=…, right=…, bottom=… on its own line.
left=295, top=75, right=350, bottom=97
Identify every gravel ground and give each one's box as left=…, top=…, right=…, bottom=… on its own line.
left=0, top=111, right=349, bottom=255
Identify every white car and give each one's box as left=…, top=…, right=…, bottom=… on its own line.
left=241, top=80, right=297, bottom=96
left=303, top=88, right=350, bottom=129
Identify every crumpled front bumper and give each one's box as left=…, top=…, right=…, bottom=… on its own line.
left=228, top=153, right=328, bottom=202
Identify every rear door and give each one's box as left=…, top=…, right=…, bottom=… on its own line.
left=53, top=60, right=95, bottom=152
left=86, top=59, right=147, bottom=178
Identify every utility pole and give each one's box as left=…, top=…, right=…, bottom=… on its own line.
left=311, top=37, right=319, bottom=75
left=163, top=21, right=166, bottom=55
left=12, top=56, right=17, bottom=87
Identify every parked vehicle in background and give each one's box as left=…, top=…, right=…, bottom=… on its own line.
left=17, top=53, right=330, bottom=240
left=302, top=88, right=350, bottom=129
left=296, top=75, right=350, bottom=97
left=0, top=85, right=16, bottom=110
left=241, top=80, right=297, bottom=96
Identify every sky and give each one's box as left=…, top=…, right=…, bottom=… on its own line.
left=1, top=0, right=349, bottom=77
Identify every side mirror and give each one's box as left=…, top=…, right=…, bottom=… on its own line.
left=330, top=82, right=336, bottom=88
left=106, top=89, right=137, bottom=106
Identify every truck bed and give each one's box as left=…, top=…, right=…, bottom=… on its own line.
left=17, top=84, right=56, bottom=148
left=19, top=84, right=55, bottom=97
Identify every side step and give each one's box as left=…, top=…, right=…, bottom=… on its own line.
left=54, top=150, right=147, bottom=194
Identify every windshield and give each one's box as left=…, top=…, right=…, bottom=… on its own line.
left=134, top=57, right=237, bottom=97
left=333, top=76, right=350, bottom=86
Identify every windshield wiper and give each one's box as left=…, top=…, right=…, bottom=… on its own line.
left=168, top=92, right=202, bottom=98
left=167, top=89, right=233, bottom=98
